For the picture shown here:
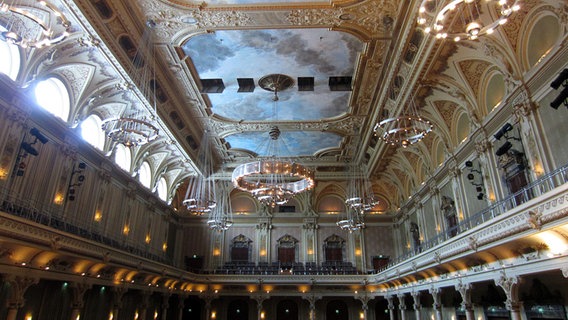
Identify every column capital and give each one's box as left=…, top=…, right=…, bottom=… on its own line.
left=386, top=295, right=396, bottom=310
left=411, top=291, right=421, bottom=310
left=495, top=274, right=521, bottom=311
left=455, top=281, right=473, bottom=310
left=4, top=275, right=39, bottom=308
left=70, top=282, right=92, bottom=309
left=428, top=286, right=442, bottom=310
left=397, top=293, right=407, bottom=310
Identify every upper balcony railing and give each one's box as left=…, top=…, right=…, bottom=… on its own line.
left=386, top=163, right=568, bottom=268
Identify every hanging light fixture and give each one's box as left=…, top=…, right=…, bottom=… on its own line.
left=337, top=132, right=378, bottom=233
left=207, top=181, right=234, bottom=231
left=232, top=74, right=315, bottom=208
left=373, top=91, right=433, bottom=148
left=183, top=131, right=217, bottom=215
left=0, top=0, right=71, bottom=48
left=417, top=0, right=521, bottom=42
left=102, top=19, right=159, bottom=147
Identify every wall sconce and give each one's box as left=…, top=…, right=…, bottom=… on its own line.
left=550, top=68, right=568, bottom=109
left=493, top=123, right=513, bottom=140
left=67, top=162, right=86, bottom=201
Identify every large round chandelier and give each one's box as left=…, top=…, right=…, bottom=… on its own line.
left=207, top=182, right=233, bottom=231
left=232, top=126, right=315, bottom=208
left=373, top=115, right=433, bottom=148
left=103, top=20, right=160, bottom=148
left=417, top=0, right=521, bottom=41
left=183, top=131, right=217, bottom=215
left=0, top=0, right=71, bottom=48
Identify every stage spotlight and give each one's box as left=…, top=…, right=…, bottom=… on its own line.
left=477, top=193, right=484, bottom=200
left=494, top=123, right=513, bottom=140
left=29, top=128, right=48, bottom=144
left=476, top=186, right=483, bottom=193
left=467, top=173, right=475, bottom=180
left=550, top=69, right=568, bottom=90
left=550, top=85, right=568, bottom=110
left=21, top=142, right=39, bottom=156
left=495, top=141, right=512, bottom=156
left=465, top=161, right=473, bottom=167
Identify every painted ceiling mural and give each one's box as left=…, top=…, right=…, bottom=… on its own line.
left=183, top=28, right=362, bottom=157
left=203, top=0, right=328, bottom=4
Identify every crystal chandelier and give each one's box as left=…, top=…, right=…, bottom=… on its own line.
left=207, top=181, right=234, bottom=231
left=417, top=0, right=521, bottom=41
left=232, top=74, right=314, bottom=208
left=232, top=126, right=315, bottom=208
left=102, top=19, right=159, bottom=147
left=373, top=89, right=433, bottom=148
left=183, top=131, right=217, bottom=215
left=0, top=0, right=71, bottom=48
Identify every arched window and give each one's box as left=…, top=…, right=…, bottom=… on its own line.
left=0, top=27, right=20, bottom=81
left=156, top=177, right=168, bottom=201
left=277, top=299, right=299, bottom=320
left=138, top=161, right=152, bottom=189
left=114, top=144, right=131, bottom=172
left=80, top=114, right=105, bottom=150
left=326, top=300, right=348, bottom=320
left=34, top=77, right=70, bottom=121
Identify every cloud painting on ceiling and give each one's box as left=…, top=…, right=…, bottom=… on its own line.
left=183, top=28, right=363, bottom=121
left=224, top=130, right=342, bottom=157
left=183, top=28, right=361, bottom=157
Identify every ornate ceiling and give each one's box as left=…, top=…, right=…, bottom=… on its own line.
left=64, top=0, right=543, bottom=212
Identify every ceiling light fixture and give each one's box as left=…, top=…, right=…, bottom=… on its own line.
left=183, top=131, right=217, bottom=215
left=373, top=93, right=433, bottom=148
left=337, top=132, right=378, bottom=233
left=207, top=181, right=233, bottom=231
left=232, top=74, right=314, bottom=208
left=232, top=126, right=314, bottom=208
left=102, top=20, right=159, bottom=147
left=0, top=0, right=71, bottom=48
left=417, top=0, right=521, bottom=42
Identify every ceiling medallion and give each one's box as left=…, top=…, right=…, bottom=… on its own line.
left=232, top=126, right=315, bottom=208
left=258, top=74, right=294, bottom=101
left=0, top=0, right=71, bottom=48
left=417, top=0, right=521, bottom=41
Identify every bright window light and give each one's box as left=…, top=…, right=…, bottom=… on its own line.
left=81, top=114, right=104, bottom=150
left=34, top=77, right=70, bottom=121
left=114, top=144, right=131, bottom=172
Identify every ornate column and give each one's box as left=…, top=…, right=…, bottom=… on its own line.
left=161, top=292, right=171, bottom=320
left=495, top=274, right=523, bottom=320
left=449, top=164, right=467, bottom=223
left=428, top=287, right=443, bottom=320
left=4, top=276, right=38, bottom=320
left=386, top=295, right=396, bottom=320
left=411, top=291, right=421, bottom=320
left=455, top=282, right=474, bottom=320
left=111, top=286, right=127, bottom=320
left=397, top=293, right=407, bottom=320
left=302, top=293, right=322, bottom=320
left=177, top=294, right=187, bottom=320
left=475, top=138, right=499, bottom=202
left=302, top=219, right=318, bottom=264
left=201, top=292, right=217, bottom=320
left=513, top=98, right=547, bottom=180
left=256, top=219, right=272, bottom=264
left=252, top=293, right=269, bottom=320
left=138, top=290, right=152, bottom=320
left=69, top=282, right=91, bottom=320
left=356, top=293, right=372, bottom=320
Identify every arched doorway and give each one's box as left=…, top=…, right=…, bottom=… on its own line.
left=277, top=299, right=299, bottom=320
left=230, top=234, right=252, bottom=262
left=326, top=299, right=349, bottom=320
left=277, top=234, right=298, bottom=267
left=324, top=234, right=345, bottom=263
left=227, top=299, right=249, bottom=320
